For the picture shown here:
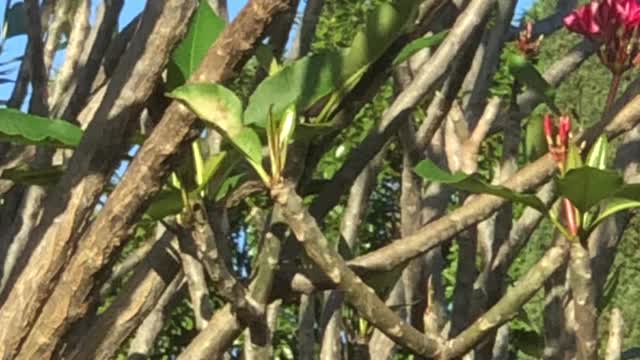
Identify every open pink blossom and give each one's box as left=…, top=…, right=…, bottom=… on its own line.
left=564, top=0, right=640, bottom=73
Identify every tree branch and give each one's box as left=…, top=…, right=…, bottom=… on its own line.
left=442, top=242, right=570, bottom=359
left=275, top=184, right=444, bottom=357
left=0, top=2, right=199, bottom=358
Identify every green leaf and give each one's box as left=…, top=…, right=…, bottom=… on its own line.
left=614, top=183, right=640, bottom=200
left=295, top=122, right=336, bottom=142
left=1, top=165, right=64, bottom=186
left=586, top=135, right=608, bottom=170
left=244, top=51, right=345, bottom=127
left=255, top=44, right=279, bottom=75
left=507, top=52, right=559, bottom=114
left=198, top=151, right=227, bottom=189
left=245, top=0, right=417, bottom=128
left=214, top=174, right=243, bottom=201
left=234, top=127, right=263, bottom=166
left=168, top=83, right=244, bottom=136
left=145, top=189, right=183, bottom=220
left=343, top=0, right=416, bottom=74
left=166, top=1, right=225, bottom=91
left=3, top=2, right=27, bottom=40
left=0, top=109, right=83, bottom=147
left=590, top=197, right=640, bottom=229
left=556, top=167, right=623, bottom=213
left=415, top=159, right=547, bottom=212
left=525, top=116, right=547, bottom=161
left=393, top=30, right=448, bottom=65
left=565, top=142, right=584, bottom=172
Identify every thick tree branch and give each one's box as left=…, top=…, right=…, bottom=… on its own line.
left=35, top=6, right=292, bottom=357
left=63, top=235, right=181, bottom=360
left=0, top=2, right=198, bottom=358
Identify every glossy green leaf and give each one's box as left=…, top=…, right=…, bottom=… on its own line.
left=0, top=109, right=83, bottom=147
left=507, top=52, right=559, bottom=114
left=415, top=159, right=547, bottom=212
left=556, top=167, right=623, bottom=213
left=393, top=30, right=449, bottom=65
left=586, top=135, right=608, bottom=170
left=1, top=165, right=64, bottom=186
left=166, top=1, right=225, bottom=91
left=244, top=51, right=345, bottom=127
left=168, top=83, right=244, bottom=136
left=245, top=0, right=416, bottom=128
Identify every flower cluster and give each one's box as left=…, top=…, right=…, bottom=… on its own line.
left=564, top=0, right=640, bottom=74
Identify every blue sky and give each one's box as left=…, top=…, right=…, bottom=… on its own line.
left=0, top=0, right=537, bottom=105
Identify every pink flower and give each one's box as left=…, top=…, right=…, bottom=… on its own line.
left=564, top=0, right=640, bottom=73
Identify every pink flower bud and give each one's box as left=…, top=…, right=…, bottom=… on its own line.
left=543, top=114, right=555, bottom=145
left=559, top=115, right=571, bottom=145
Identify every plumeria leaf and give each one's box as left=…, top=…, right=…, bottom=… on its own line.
left=507, top=52, right=560, bottom=114
left=341, top=0, right=416, bottom=75
left=166, top=1, right=225, bottom=91
left=244, top=51, right=345, bottom=127
left=393, top=30, right=449, bottom=65
left=234, top=127, right=263, bottom=167
left=556, top=167, right=623, bottom=213
left=614, top=183, right=640, bottom=200
left=198, top=151, right=227, bottom=189
left=1, top=165, right=65, bottom=186
left=415, top=159, right=547, bottom=212
left=255, top=44, right=279, bottom=75
left=3, top=2, right=27, bottom=40
left=585, top=135, right=608, bottom=169
left=168, top=83, right=244, bottom=136
left=0, top=109, right=83, bottom=147
left=168, top=83, right=268, bottom=183
left=245, top=0, right=416, bottom=127
left=590, top=197, right=640, bottom=229
left=525, top=116, right=547, bottom=161
left=145, top=189, right=183, bottom=220
left=565, top=142, right=584, bottom=172
left=214, top=174, right=244, bottom=202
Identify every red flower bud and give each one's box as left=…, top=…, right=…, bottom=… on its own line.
left=558, top=115, right=571, bottom=146
left=543, top=114, right=555, bottom=146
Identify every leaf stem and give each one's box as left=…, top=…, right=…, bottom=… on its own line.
left=604, top=73, right=622, bottom=113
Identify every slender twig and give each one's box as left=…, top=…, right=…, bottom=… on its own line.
left=443, top=243, right=570, bottom=359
